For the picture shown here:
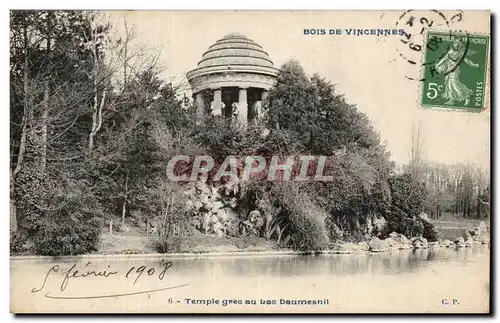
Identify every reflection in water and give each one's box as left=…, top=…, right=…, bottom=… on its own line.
left=163, top=245, right=489, bottom=278
left=10, top=245, right=490, bottom=313
left=13, top=245, right=489, bottom=279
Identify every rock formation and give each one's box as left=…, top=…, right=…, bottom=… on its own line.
left=182, top=181, right=265, bottom=238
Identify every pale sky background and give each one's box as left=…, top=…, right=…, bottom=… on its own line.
left=106, top=10, right=490, bottom=170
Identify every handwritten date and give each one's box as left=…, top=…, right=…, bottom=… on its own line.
left=32, top=261, right=173, bottom=293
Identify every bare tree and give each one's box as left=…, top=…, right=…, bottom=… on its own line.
left=13, top=14, right=32, bottom=177
left=409, top=120, right=425, bottom=181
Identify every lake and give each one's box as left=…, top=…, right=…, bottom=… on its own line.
left=10, top=245, right=490, bottom=313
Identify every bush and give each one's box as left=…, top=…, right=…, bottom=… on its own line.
left=267, top=184, right=329, bottom=251
left=422, top=218, right=439, bottom=241
left=289, top=207, right=329, bottom=251
left=383, top=208, right=423, bottom=238
left=155, top=227, right=184, bottom=253
left=32, top=191, right=103, bottom=256
left=383, top=209, right=439, bottom=241
left=10, top=231, right=28, bottom=255
left=155, top=203, right=192, bottom=253
left=155, top=223, right=188, bottom=253
left=34, top=217, right=101, bottom=256
left=383, top=172, right=439, bottom=240
left=14, top=169, right=56, bottom=235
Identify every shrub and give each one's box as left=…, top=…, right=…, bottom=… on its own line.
left=267, top=184, right=329, bottom=251
left=383, top=172, right=439, bottom=240
left=155, top=203, right=192, bottom=253
left=389, top=173, right=427, bottom=218
left=34, top=217, right=101, bottom=256
left=14, top=169, right=55, bottom=235
left=288, top=206, right=329, bottom=251
left=155, top=224, right=184, bottom=253
left=422, top=218, right=439, bottom=241
left=383, top=208, right=423, bottom=238
left=32, top=191, right=103, bottom=256
left=10, top=231, right=28, bottom=255
left=383, top=209, right=439, bottom=241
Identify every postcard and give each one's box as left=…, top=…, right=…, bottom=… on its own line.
left=10, top=10, right=490, bottom=313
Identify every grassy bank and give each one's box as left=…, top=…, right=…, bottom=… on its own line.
left=95, top=224, right=279, bottom=255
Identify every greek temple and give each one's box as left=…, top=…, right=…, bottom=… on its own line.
left=186, top=33, right=279, bottom=125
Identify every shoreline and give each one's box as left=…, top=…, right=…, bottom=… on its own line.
left=10, top=243, right=489, bottom=261
left=10, top=220, right=489, bottom=261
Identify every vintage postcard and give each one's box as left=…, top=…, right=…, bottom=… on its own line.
left=10, top=10, right=490, bottom=314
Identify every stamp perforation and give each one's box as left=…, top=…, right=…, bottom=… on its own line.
left=418, top=28, right=491, bottom=113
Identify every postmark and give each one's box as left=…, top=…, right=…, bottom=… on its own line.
left=393, top=10, right=465, bottom=81
left=420, top=31, right=489, bottom=112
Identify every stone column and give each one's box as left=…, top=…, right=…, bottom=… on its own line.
left=238, top=87, right=248, bottom=126
left=213, top=88, right=222, bottom=116
left=195, top=92, right=205, bottom=123
left=261, top=90, right=269, bottom=101
left=248, top=101, right=256, bottom=123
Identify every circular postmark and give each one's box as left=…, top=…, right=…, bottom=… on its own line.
left=392, top=10, right=466, bottom=81
left=420, top=30, right=472, bottom=86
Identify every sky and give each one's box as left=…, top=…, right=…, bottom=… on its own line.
left=106, top=10, right=490, bottom=170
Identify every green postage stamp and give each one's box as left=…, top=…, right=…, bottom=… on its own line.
left=421, top=31, right=490, bottom=112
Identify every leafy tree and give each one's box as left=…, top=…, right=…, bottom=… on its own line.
left=264, top=60, right=394, bottom=240
left=10, top=11, right=108, bottom=255
left=384, top=173, right=438, bottom=240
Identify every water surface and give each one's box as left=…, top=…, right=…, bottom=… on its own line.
left=10, top=246, right=490, bottom=313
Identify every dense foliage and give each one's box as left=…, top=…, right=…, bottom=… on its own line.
left=263, top=61, right=394, bottom=241
left=10, top=11, right=192, bottom=255
left=383, top=173, right=438, bottom=241
left=11, top=11, right=483, bottom=256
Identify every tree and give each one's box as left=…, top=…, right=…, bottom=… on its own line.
left=10, top=11, right=110, bottom=254
left=385, top=173, right=434, bottom=239
left=408, top=121, right=425, bottom=181
left=92, top=67, right=193, bottom=227
left=10, top=10, right=174, bottom=254
left=263, top=60, right=395, bottom=240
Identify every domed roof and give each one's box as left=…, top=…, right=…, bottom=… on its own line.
left=197, top=33, right=275, bottom=68
left=187, top=33, right=279, bottom=92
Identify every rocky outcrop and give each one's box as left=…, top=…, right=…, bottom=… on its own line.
left=185, top=182, right=234, bottom=236
left=464, top=231, right=474, bottom=247
left=454, top=236, right=466, bottom=248
left=182, top=181, right=268, bottom=238
left=386, top=232, right=412, bottom=250
left=180, top=181, right=490, bottom=254
left=331, top=221, right=489, bottom=254
left=369, top=237, right=390, bottom=252
left=449, top=221, right=490, bottom=248
left=469, top=221, right=490, bottom=244
left=473, top=234, right=490, bottom=244
left=476, top=221, right=489, bottom=235
left=440, top=239, right=454, bottom=248
left=411, top=236, right=428, bottom=249
left=429, top=241, right=440, bottom=248
left=241, top=210, right=265, bottom=236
